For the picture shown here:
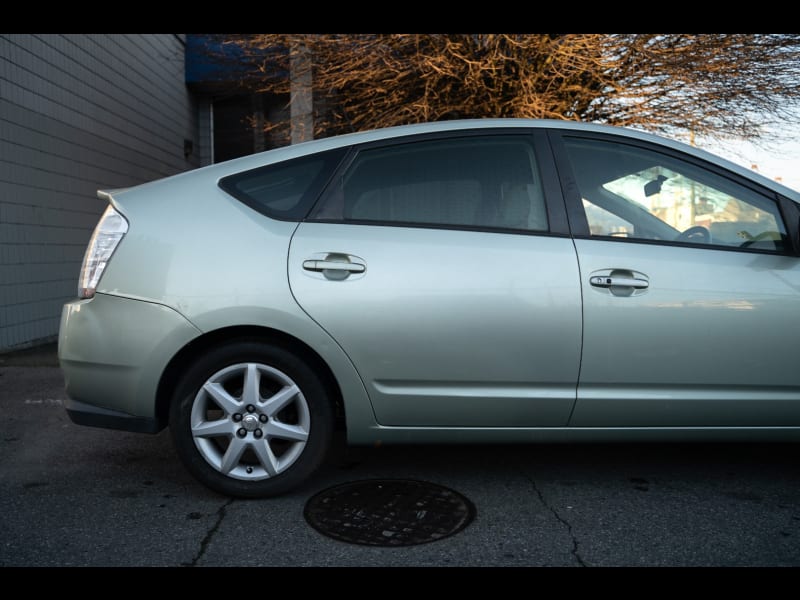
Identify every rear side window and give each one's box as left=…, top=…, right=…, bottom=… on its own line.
left=219, top=148, right=346, bottom=221
left=310, top=135, right=549, bottom=232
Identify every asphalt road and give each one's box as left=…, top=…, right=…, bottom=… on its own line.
left=1, top=351, right=799, bottom=566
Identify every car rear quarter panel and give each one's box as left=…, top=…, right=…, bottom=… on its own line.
left=94, top=172, right=377, bottom=435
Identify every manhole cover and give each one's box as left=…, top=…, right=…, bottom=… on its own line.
left=304, top=479, right=476, bottom=547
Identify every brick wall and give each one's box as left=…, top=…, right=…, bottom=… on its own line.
left=0, top=34, right=200, bottom=350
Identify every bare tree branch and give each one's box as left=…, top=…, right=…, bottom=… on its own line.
left=205, top=34, right=800, bottom=145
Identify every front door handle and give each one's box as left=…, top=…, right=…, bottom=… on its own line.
left=588, top=269, right=649, bottom=297
left=589, top=275, right=648, bottom=289
left=302, top=260, right=365, bottom=273
left=301, top=253, right=367, bottom=281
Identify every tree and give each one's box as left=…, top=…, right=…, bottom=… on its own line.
left=207, top=34, right=800, bottom=145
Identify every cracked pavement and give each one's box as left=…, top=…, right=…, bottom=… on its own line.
left=525, top=475, right=586, bottom=566
left=2, top=357, right=800, bottom=566
left=184, top=498, right=234, bottom=567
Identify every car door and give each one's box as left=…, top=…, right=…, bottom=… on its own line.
left=552, top=132, right=800, bottom=427
left=289, top=131, right=582, bottom=427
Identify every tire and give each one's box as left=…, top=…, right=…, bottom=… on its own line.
left=169, top=341, right=334, bottom=498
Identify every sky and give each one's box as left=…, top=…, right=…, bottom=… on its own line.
left=689, top=117, right=800, bottom=194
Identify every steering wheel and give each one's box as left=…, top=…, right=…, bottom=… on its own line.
left=675, top=225, right=711, bottom=244
left=739, top=230, right=780, bottom=248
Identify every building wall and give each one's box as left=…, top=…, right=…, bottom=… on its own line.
left=0, top=34, right=200, bottom=351
left=196, top=98, right=214, bottom=166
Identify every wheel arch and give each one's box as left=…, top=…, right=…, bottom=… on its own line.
left=155, top=325, right=345, bottom=431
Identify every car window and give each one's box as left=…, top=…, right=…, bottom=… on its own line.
left=563, top=137, right=788, bottom=252
left=311, top=136, right=549, bottom=232
left=219, top=148, right=345, bottom=221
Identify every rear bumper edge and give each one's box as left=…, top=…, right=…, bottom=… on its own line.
left=65, top=397, right=163, bottom=434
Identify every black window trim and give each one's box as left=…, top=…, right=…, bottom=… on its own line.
left=305, top=128, right=572, bottom=237
left=777, top=193, right=800, bottom=255
left=548, top=129, right=798, bottom=257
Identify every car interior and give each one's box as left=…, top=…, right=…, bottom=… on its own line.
left=342, top=138, right=549, bottom=232
left=563, top=137, right=787, bottom=251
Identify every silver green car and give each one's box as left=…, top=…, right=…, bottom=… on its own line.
left=58, top=119, right=800, bottom=497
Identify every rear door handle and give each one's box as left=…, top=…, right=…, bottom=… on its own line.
left=302, top=260, right=365, bottom=273
left=589, top=275, right=648, bottom=289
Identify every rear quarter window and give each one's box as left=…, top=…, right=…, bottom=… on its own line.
left=218, top=148, right=346, bottom=221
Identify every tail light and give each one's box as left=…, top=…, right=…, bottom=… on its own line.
left=78, top=205, right=128, bottom=299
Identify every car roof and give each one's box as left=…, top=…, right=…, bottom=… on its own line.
left=123, top=119, right=800, bottom=203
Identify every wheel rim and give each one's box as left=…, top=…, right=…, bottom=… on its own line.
left=190, top=362, right=311, bottom=481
